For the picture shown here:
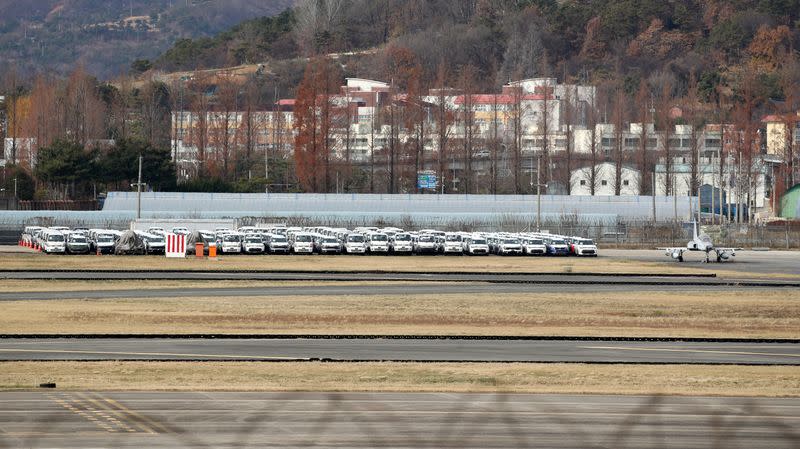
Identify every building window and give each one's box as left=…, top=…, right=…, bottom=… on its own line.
left=624, top=137, right=640, bottom=147
left=705, top=138, right=721, bottom=148
left=601, top=137, right=617, bottom=147
left=601, top=180, right=608, bottom=186
left=623, top=180, right=629, bottom=186
left=580, top=180, right=586, bottom=186
left=647, top=138, right=658, bottom=148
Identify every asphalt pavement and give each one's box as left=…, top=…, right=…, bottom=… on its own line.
left=602, top=249, right=800, bottom=275
left=0, top=338, right=796, bottom=364
left=0, top=392, right=797, bottom=448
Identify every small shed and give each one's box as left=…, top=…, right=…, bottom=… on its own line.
left=780, top=184, right=800, bottom=219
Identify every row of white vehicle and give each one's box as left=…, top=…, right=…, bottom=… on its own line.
left=21, top=226, right=166, bottom=255
left=20, top=225, right=598, bottom=256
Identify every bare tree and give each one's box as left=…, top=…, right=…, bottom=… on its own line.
left=489, top=89, right=502, bottom=194
left=634, top=79, right=652, bottom=195
left=562, top=81, right=576, bottom=195
left=187, top=76, right=211, bottom=178
left=654, top=73, right=676, bottom=196
left=582, top=83, right=603, bottom=195
left=4, top=64, right=21, bottom=165
left=210, top=76, right=239, bottom=180
left=433, top=63, right=453, bottom=193
left=779, top=53, right=799, bottom=194
left=685, top=71, right=702, bottom=200
left=611, top=84, right=627, bottom=195
left=509, top=81, right=524, bottom=193
left=458, top=64, right=478, bottom=193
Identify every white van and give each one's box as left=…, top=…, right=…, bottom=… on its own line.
left=344, top=233, right=366, bottom=254
left=366, top=232, right=389, bottom=254
left=40, top=230, right=66, bottom=254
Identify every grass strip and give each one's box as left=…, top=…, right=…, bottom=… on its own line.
left=1, top=290, right=797, bottom=338
left=1, top=361, right=797, bottom=396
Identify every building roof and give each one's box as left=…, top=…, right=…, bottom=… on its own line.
left=453, top=94, right=552, bottom=105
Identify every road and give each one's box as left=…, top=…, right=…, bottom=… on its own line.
left=3, top=281, right=798, bottom=301
left=0, top=392, right=797, bottom=448
left=0, top=338, right=797, bottom=364
left=1, top=270, right=799, bottom=288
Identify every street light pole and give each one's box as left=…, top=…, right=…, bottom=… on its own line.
left=137, top=155, right=143, bottom=219
left=129, top=156, right=146, bottom=220
left=537, top=155, right=541, bottom=231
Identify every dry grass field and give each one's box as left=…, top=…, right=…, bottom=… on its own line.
left=2, top=289, right=797, bottom=338
left=2, top=362, right=797, bottom=396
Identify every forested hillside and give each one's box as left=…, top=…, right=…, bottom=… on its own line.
left=0, top=0, right=293, bottom=79
left=156, top=0, right=800, bottom=100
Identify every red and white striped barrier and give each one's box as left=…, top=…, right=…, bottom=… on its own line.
left=165, top=233, right=186, bottom=258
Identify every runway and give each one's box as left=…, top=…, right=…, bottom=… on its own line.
left=3, top=280, right=797, bottom=301
left=0, top=338, right=797, bottom=364
left=0, top=392, right=797, bottom=448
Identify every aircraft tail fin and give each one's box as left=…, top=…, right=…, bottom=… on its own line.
left=692, top=220, right=698, bottom=240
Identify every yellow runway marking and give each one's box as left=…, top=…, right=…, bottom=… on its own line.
left=103, top=397, right=171, bottom=434
left=76, top=393, right=140, bottom=433
left=0, top=348, right=304, bottom=360
left=583, top=346, right=800, bottom=358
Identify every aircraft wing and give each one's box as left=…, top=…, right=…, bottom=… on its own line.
left=715, top=247, right=741, bottom=252
left=656, top=247, right=684, bottom=251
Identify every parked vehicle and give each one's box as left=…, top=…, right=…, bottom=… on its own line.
left=366, top=232, right=389, bottom=254
left=545, top=237, right=570, bottom=256
left=171, top=227, right=190, bottom=235
left=464, top=236, right=489, bottom=255
left=40, top=230, right=67, bottom=254
left=65, top=232, right=90, bottom=254
left=389, top=233, right=413, bottom=254
left=138, top=232, right=166, bottom=255
left=414, top=234, right=438, bottom=254
left=344, top=233, right=366, bottom=254
left=570, top=238, right=598, bottom=256
left=315, top=236, right=342, bottom=254
left=266, top=234, right=290, bottom=254
left=497, top=237, right=523, bottom=256
left=290, top=233, right=315, bottom=254
left=93, top=233, right=117, bottom=254
left=522, top=237, right=547, bottom=256
left=216, top=233, right=243, bottom=254
left=442, top=233, right=463, bottom=255
left=242, top=234, right=265, bottom=254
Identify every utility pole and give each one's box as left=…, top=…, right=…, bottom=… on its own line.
left=130, top=155, right=145, bottom=220
left=537, top=156, right=541, bottom=231
left=711, top=152, right=716, bottom=225
left=652, top=168, right=656, bottom=223
left=673, top=176, right=677, bottom=223
left=534, top=155, right=547, bottom=231
left=137, top=155, right=143, bottom=219
left=13, top=177, right=17, bottom=199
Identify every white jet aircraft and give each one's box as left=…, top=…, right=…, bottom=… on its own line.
left=658, top=222, right=740, bottom=263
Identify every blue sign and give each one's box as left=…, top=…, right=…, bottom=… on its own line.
left=417, top=172, right=438, bottom=189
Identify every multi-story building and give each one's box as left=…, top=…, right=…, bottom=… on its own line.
left=169, top=77, right=784, bottom=217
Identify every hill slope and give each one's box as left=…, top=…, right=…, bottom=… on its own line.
left=0, top=0, right=293, bottom=79
left=154, top=0, right=800, bottom=100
